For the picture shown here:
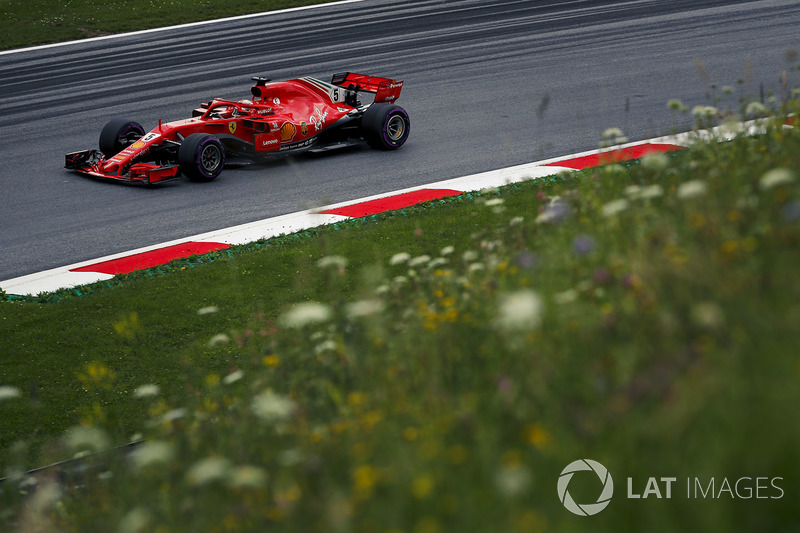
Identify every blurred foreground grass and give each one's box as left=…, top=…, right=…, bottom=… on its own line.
left=0, top=0, right=327, bottom=50
left=1, top=106, right=800, bottom=530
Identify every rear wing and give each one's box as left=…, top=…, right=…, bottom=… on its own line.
left=331, top=72, right=404, bottom=103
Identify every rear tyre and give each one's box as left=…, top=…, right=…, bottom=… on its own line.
left=362, top=103, right=410, bottom=150
left=99, top=118, right=145, bottom=157
left=178, top=133, right=226, bottom=182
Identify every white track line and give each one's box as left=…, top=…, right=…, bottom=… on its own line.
left=0, top=0, right=365, bottom=56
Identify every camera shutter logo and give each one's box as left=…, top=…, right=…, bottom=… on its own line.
left=557, top=459, right=614, bottom=516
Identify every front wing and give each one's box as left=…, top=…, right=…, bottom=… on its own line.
left=65, top=150, right=181, bottom=185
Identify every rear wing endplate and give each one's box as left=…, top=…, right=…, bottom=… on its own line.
left=331, top=72, right=404, bottom=103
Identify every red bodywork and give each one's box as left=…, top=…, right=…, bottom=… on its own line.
left=66, top=73, right=404, bottom=184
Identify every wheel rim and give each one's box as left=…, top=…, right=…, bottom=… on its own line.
left=386, top=114, right=406, bottom=142
left=200, top=144, right=222, bottom=174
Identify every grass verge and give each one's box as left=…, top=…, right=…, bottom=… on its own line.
left=1, top=0, right=329, bottom=51
left=1, top=103, right=799, bottom=530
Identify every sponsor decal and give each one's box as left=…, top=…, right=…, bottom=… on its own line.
left=228, top=122, right=237, bottom=134
left=310, top=107, right=329, bottom=132
left=280, top=122, right=296, bottom=142
left=131, top=141, right=146, bottom=149
left=278, top=138, right=315, bottom=152
left=255, top=132, right=281, bottom=152
left=273, top=97, right=281, bottom=106
left=300, top=121, right=308, bottom=136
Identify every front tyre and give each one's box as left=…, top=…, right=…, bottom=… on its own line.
left=362, top=103, right=410, bottom=150
left=99, top=118, right=145, bottom=157
left=178, top=134, right=226, bottom=182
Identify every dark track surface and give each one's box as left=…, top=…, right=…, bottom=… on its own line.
left=1, top=0, right=798, bottom=280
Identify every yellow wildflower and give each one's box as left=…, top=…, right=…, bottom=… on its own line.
left=263, top=354, right=281, bottom=367
left=412, top=475, right=434, bottom=499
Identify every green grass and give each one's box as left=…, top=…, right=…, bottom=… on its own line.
left=1, top=103, right=799, bottom=530
left=0, top=0, right=329, bottom=51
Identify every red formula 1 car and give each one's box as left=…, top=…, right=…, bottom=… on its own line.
left=65, top=72, right=409, bottom=184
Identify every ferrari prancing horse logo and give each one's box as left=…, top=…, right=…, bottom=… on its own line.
left=228, top=122, right=237, bottom=134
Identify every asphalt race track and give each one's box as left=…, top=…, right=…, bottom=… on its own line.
left=1, top=0, right=798, bottom=280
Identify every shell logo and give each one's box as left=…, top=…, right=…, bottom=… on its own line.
left=131, top=141, right=146, bottom=149
left=280, top=122, right=296, bottom=142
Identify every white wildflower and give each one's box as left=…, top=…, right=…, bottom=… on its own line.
left=374, top=284, right=389, bottom=295
left=64, top=426, right=109, bottom=454
left=495, top=465, right=531, bottom=498
left=251, top=390, right=296, bottom=423
left=624, top=185, right=642, bottom=198
left=603, top=163, right=627, bottom=177
left=408, top=255, right=431, bottom=268
left=485, top=198, right=504, bottom=207
left=744, top=101, right=768, bottom=117
left=133, top=384, right=160, bottom=398
left=389, top=252, right=411, bottom=265
left=641, top=152, right=669, bottom=171
left=393, top=275, right=408, bottom=285
left=222, top=370, right=244, bottom=385
left=279, top=302, right=332, bottom=328
left=468, top=263, right=485, bottom=273
left=600, top=127, right=628, bottom=146
left=601, top=198, right=629, bottom=217
left=279, top=449, right=305, bottom=466
left=25, top=481, right=63, bottom=521
left=440, top=245, right=455, bottom=256
left=118, top=507, right=153, bottom=533
left=186, top=457, right=232, bottom=486
left=692, top=105, right=718, bottom=118
left=0, top=386, right=22, bottom=401
left=208, top=333, right=230, bottom=347
left=428, top=257, right=448, bottom=269
left=496, top=290, right=544, bottom=330
left=314, top=340, right=338, bottom=354
left=638, top=184, right=664, bottom=200
left=602, top=127, right=624, bottom=139
left=691, top=302, right=725, bottom=329
left=536, top=197, right=571, bottom=224
left=554, top=289, right=578, bottom=305
left=759, top=168, right=795, bottom=190
left=227, top=465, right=268, bottom=490
left=462, top=250, right=480, bottom=262
left=509, top=216, right=525, bottom=226
left=197, top=306, right=219, bottom=315
left=346, top=299, right=385, bottom=319
left=676, top=180, right=708, bottom=199
left=316, top=255, right=348, bottom=269
left=131, top=440, right=174, bottom=470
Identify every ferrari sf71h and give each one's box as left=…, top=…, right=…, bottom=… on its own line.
left=65, top=72, right=410, bottom=184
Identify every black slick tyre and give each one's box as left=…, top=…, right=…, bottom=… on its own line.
left=178, top=134, right=226, bottom=182
left=99, top=118, right=145, bottom=157
left=362, top=103, right=410, bottom=150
